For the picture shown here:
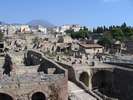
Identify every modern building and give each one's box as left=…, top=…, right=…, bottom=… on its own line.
left=53, top=24, right=81, bottom=35
left=38, top=25, right=47, bottom=34
left=20, top=25, right=31, bottom=33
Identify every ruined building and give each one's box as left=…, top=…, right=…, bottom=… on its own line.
left=0, top=50, right=68, bottom=100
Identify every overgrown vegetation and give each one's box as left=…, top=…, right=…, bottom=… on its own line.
left=65, top=26, right=91, bottom=39
left=95, top=23, right=133, bottom=49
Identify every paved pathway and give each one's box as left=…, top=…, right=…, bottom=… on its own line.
left=96, top=61, right=133, bottom=71
left=68, top=81, right=96, bottom=100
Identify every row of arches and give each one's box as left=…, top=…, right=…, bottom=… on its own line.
left=0, top=92, right=46, bottom=100
left=79, top=70, right=113, bottom=89
left=79, top=70, right=114, bottom=97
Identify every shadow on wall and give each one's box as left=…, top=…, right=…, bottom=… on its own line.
left=2, top=54, right=13, bottom=77
left=37, top=58, right=64, bottom=74
left=0, top=93, right=13, bottom=100
left=24, top=50, right=65, bottom=74
left=113, top=68, right=133, bottom=100
left=79, top=72, right=89, bottom=87
left=91, top=69, right=133, bottom=100
left=56, top=62, right=76, bottom=82
left=92, top=70, right=117, bottom=98
left=24, top=51, right=42, bottom=66
left=32, top=92, right=46, bottom=100
left=103, top=63, right=133, bottom=100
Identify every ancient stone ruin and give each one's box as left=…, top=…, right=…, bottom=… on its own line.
left=0, top=50, right=68, bottom=100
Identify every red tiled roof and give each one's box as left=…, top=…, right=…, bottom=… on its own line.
left=79, top=43, right=103, bottom=48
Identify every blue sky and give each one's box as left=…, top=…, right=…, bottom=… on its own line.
left=0, top=0, right=133, bottom=27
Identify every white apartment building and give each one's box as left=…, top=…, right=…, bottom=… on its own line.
left=71, top=24, right=81, bottom=32
left=20, top=25, right=31, bottom=33
left=38, top=25, right=47, bottom=34
left=53, top=24, right=81, bottom=35
left=53, top=27, right=60, bottom=33
left=0, top=25, right=8, bottom=32
left=2, top=25, right=18, bottom=37
left=60, top=25, right=71, bottom=34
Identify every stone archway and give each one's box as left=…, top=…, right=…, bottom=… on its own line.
left=79, top=72, right=89, bottom=87
left=0, top=93, right=13, bottom=100
left=32, top=92, right=46, bottom=100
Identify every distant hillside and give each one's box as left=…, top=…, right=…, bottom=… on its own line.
left=0, top=21, right=7, bottom=25
left=27, top=20, right=55, bottom=28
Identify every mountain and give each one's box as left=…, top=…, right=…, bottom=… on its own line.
left=27, top=20, right=55, bottom=28
left=0, top=21, right=7, bottom=25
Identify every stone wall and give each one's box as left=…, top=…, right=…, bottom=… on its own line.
left=91, top=67, right=133, bottom=100
left=56, top=62, right=76, bottom=82
left=56, top=61, right=102, bottom=100
left=0, top=50, right=68, bottom=100
left=0, top=77, right=68, bottom=100
left=113, top=68, right=133, bottom=100
left=57, top=60, right=133, bottom=100
left=25, top=50, right=66, bottom=74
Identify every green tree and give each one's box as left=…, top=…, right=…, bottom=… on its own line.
left=123, top=27, right=133, bottom=38
left=121, top=22, right=127, bottom=29
left=98, top=36, right=112, bottom=50
left=65, top=29, right=74, bottom=35
left=111, top=28, right=124, bottom=41
left=77, top=26, right=91, bottom=39
left=100, top=31, right=113, bottom=48
left=66, top=27, right=91, bottom=39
